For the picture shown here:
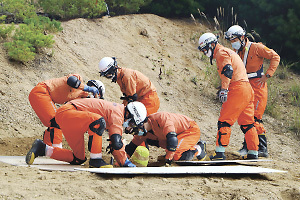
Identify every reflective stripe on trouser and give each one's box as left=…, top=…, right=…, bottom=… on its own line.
left=172, top=121, right=201, bottom=161
left=139, top=90, right=160, bottom=115
left=29, top=82, right=56, bottom=127
left=43, top=127, right=63, bottom=146
left=249, top=78, right=268, bottom=120
left=55, top=104, right=103, bottom=161
left=218, top=81, right=259, bottom=150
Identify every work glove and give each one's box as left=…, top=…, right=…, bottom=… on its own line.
left=83, top=85, right=99, bottom=97
left=123, top=158, right=136, bottom=167
left=218, top=89, right=228, bottom=103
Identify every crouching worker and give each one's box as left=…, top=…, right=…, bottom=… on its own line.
left=26, top=98, right=136, bottom=168
left=123, top=102, right=208, bottom=166
left=28, top=74, right=102, bottom=148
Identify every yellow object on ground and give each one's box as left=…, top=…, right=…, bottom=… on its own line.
left=130, top=146, right=149, bottom=167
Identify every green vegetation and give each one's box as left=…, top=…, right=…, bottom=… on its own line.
left=37, top=0, right=107, bottom=20
left=0, top=0, right=62, bottom=62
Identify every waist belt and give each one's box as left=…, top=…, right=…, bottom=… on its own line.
left=247, top=72, right=264, bottom=78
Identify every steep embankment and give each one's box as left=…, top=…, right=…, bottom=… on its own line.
left=0, top=14, right=299, bottom=200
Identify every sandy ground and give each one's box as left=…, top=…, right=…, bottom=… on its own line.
left=0, top=14, right=300, bottom=200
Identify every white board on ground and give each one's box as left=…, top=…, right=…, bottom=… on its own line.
left=74, top=166, right=287, bottom=174
left=175, top=159, right=273, bottom=165
left=0, top=156, right=83, bottom=172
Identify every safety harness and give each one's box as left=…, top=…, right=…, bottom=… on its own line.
left=238, top=42, right=264, bottom=79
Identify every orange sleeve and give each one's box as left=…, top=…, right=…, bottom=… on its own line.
left=117, top=68, right=137, bottom=96
left=256, top=43, right=280, bottom=77
left=216, top=49, right=232, bottom=89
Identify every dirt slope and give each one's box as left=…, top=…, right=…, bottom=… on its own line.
left=0, top=14, right=299, bottom=200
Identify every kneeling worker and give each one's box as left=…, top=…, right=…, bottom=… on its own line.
left=123, top=102, right=208, bottom=166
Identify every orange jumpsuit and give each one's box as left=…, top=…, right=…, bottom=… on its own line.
left=130, top=112, right=201, bottom=161
left=214, top=43, right=259, bottom=151
left=52, top=98, right=128, bottom=166
left=117, top=67, right=160, bottom=115
left=28, top=74, right=88, bottom=147
left=237, top=38, right=280, bottom=134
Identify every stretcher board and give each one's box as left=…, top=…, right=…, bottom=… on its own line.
left=74, top=166, right=287, bottom=175
left=0, top=156, right=84, bottom=172
left=175, top=159, right=273, bottom=165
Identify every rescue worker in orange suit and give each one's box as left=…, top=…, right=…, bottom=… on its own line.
left=225, top=25, right=280, bottom=157
left=26, top=98, right=136, bottom=168
left=98, top=57, right=160, bottom=115
left=197, top=33, right=259, bottom=160
left=28, top=74, right=102, bottom=148
left=123, top=102, right=208, bottom=166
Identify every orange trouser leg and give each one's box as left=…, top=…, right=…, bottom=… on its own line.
left=43, top=127, right=63, bottom=146
left=249, top=78, right=268, bottom=120
left=244, top=126, right=259, bottom=151
left=216, top=125, right=232, bottom=147
left=139, top=91, right=160, bottom=115
left=55, top=104, right=102, bottom=161
left=50, top=147, right=74, bottom=163
left=217, top=82, right=254, bottom=147
left=173, top=121, right=201, bottom=161
left=29, top=83, right=56, bottom=127
left=254, top=120, right=266, bottom=135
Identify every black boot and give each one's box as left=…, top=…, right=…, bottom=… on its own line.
left=258, top=134, right=269, bottom=157
left=25, top=139, right=46, bottom=165
left=234, top=139, right=248, bottom=157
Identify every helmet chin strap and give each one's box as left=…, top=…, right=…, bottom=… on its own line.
left=111, top=68, right=118, bottom=83
left=210, top=43, right=216, bottom=65
left=237, top=37, right=245, bottom=52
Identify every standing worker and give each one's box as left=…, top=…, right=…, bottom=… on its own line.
left=29, top=74, right=103, bottom=148
left=197, top=32, right=259, bottom=160
left=98, top=57, right=160, bottom=115
left=123, top=102, right=208, bottom=165
left=224, top=25, right=280, bottom=157
left=26, top=98, right=137, bottom=168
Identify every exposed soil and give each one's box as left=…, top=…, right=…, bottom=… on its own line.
left=0, top=14, right=299, bottom=200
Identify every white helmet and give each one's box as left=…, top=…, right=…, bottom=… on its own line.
left=98, top=57, right=115, bottom=73
left=224, top=25, right=245, bottom=41
left=126, top=101, right=147, bottom=126
left=86, top=80, right=105, bottom=99
left=198, top=33, right=218, bottom=51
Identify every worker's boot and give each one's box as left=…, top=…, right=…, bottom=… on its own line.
left=26, top=139, right=46, bottom=165
left=258, top=134, right=269, bottom=157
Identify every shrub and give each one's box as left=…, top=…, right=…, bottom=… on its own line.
left=106, top=0, right=151, bottom=15
left=4, top=24, right=54, bottom=62
left=4, top=40, right=35, bottom=62
left=1, top=0, right=37, bottom=23
left=0, top=24, right=15, bottom=39
left=24, top=15, right=63, bottom=33
left=38, top=0, right=107, bottom=20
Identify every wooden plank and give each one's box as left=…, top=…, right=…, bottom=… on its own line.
left=74, top=165, right=287, bottom=174
left=175, top=159, right=273, bottom=165
left=0, top=156, right=83, bottom=172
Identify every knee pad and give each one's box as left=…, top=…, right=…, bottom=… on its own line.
left=50, top=117, right=60, bottom=129
left=179, top=150, right=197, bottom=161
left=217, top=127, right=231, bottom=147
left=240, top=124, right=255, bottom=134
left=89, top=117, right=106, bottom=136
left=218, top=121, right=231, bottom=130
left=110, top=134, right=123, bottom=150
left=69, top=154, right=87, bottom=165
left=166, top=132, right=178, bottom=152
